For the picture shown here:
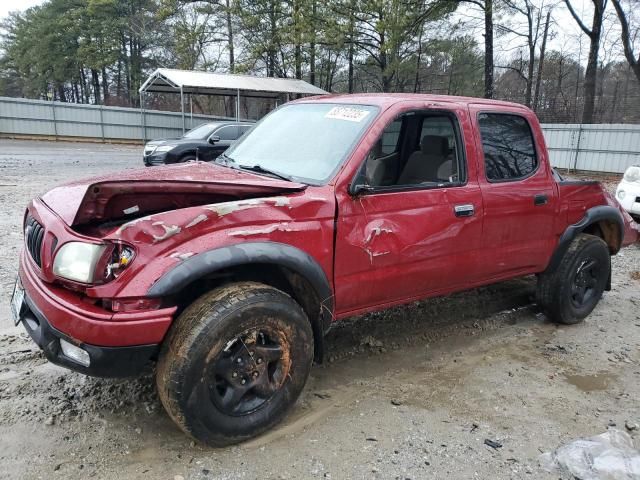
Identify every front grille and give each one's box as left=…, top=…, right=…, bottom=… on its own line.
left=25, top=215, right=45, bottom=267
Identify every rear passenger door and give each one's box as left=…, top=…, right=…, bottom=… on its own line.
left=470, top=105, right=557, bottom=279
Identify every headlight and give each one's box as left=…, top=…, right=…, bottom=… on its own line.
left=618, top=189, right=626, bottom=200
left=155, top=145, right=176, bottom=153
left=53, top=242, right=135, bottom=284
left=53, top=242, right=107, bottom=283
left=623, top=166, right=640, bottom=183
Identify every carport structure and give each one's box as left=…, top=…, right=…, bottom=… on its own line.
left=139, top=68, right=327, bottom=139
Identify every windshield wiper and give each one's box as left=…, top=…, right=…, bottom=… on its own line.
left=237, top=164, right=292, bottom=182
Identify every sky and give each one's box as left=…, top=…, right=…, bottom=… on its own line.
left=0, top=0, right=44, bottom=22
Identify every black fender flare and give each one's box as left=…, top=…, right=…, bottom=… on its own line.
left=546, top=205, right=624, bottom=273
left=147, top=241, right=334, bottom=358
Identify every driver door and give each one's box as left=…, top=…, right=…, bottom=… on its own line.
left=333, top=107, right=484, bottom=316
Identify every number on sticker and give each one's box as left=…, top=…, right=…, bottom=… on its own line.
left=325, top=106, right=371, bottom=123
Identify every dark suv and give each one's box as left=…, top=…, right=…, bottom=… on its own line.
left=143, top=121, right=253, bottom=166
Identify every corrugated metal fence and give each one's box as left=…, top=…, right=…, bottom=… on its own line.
left=1, top=96, right=639, bottom=173
left=0, top=96, right=230, bottom=143
left=543, top=123, right=640, bottom=173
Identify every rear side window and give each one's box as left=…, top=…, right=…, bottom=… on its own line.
left=478, top=113, right=537, bottom=181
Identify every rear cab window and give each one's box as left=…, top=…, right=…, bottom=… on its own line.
left=478, top=113, right=538, bottom=181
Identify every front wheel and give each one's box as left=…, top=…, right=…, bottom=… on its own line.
left=537, top=233, right=610, bottom=325
left=156, top=282, right=314, bottom=446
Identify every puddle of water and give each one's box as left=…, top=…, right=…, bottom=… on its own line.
left=564, top=372, right=616, bottom=392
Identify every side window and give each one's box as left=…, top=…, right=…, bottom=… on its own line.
left=478, top=113, right=538, bottom=181
left=360, top=112, right=464, bottom=189
left=214, top=125, right=239, bottom=141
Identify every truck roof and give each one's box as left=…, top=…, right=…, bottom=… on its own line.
left=294, top=92, right=532, bottom=112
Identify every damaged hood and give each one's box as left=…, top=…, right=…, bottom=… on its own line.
left=40, top=161, right=306, bottom=227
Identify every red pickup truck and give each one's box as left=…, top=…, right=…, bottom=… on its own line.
left=12, top=94, right=638, bottom=446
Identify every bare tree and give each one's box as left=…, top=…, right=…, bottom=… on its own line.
left=533, top=9, right=551, bottom=111
left=454, top=0, right=495, bottom=98
left=564, top=0, right=607, bottom=123
left=611, top=0, right=640, bottom=84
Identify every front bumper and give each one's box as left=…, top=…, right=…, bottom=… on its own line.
left=143, top=152, right=170, bottom=166
left=20, top=293, right=158, bottom=377
left=17, top=248, right=176, bottom=376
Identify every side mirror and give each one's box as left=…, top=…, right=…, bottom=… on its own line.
left=209, top=135, right=220, bottom=144
left=350, top=183, right=375, bottom=196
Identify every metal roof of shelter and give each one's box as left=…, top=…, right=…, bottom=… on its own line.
left=140, top=68, right=327, bottom=99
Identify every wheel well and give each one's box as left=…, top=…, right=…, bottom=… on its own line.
left=582, top=219, right=621, bottom=254
left=178, top=151, right=197, bottom=161
left=168, top=263, right=326, bottom=363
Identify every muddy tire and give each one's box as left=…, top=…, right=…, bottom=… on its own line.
left=156, top=282, right=314, bottom=447
left=536, top=233, right=610, bottom=325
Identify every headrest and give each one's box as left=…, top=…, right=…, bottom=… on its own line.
left=421, top=135, right=448, bottom=155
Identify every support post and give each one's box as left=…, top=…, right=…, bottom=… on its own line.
left=572, top=124, right=584, bottom=172
left=99, top=105, right=105, bottom=143
left=140, top=91, right=147, bottom=144
left=180, top=86, right=185, bottom=134
left=190, top=94, right=193, bottom=129
left=51, top=101, right=58, bottom=141
left=236, top=89, right=240, bottom=122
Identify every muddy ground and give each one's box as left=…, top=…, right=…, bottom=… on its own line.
left=0, top=139, right=639, bottom=480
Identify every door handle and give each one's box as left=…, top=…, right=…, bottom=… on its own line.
left=454, top=204, right=475, bottom=217
left=534, top=194, right=548, bottom=206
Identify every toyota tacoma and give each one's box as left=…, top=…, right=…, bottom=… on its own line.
left=12, top=94, right=639, bottom=446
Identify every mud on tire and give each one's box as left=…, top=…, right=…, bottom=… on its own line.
left=536, top=233, right=610, bottom=325
left=156, top=282, right=314, bottom=447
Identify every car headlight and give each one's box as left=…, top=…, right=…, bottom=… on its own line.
left=618, top=189, right=626, bottom=200
left=155, top=145, right=176, bottom=153
left=53, top=242, right=135, bottom=284
left=623, top=166, right=640, bottom=183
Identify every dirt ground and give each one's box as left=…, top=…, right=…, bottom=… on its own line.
left=0, top=139, right=639, bottom=480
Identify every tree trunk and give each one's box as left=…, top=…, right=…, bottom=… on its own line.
left=73, top=82, right=80, bottom=103
left=225, top=0, right=235, bottom=73
left=611, top=0, right=640, bottom=84
left=347, top=3, right=355, bottom=93
left=579, top=0, right=605, bottom=124
left=102, top=67, right=109, bottom=105
left=533, top=10, right=551, bottom=112
left=309, top=0, right=317, bottom=85
left=525, top=5, right=535, bottom=107
left=414, top=23, right=424, bottom=93
left=91, top=69, right=101, bottom=104
left=293, top=0, right=302, bottom=79
left=484, top=0, right=494, bottom=99
left=582, top=32, right=600, bottom=124
left=57, top=83, right=67, bottom=102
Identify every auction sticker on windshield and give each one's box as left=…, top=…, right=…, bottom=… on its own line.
left=325, top=106, right=371, bottom=122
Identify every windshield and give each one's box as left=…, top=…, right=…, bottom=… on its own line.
left=222, top=103, right=378, bottom=184
left=182, top=123, right=218, bottom=139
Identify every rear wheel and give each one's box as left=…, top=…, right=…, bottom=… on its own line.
left=156, top=282, right=314, bottom=446
left=537, top=233, right=610, bottom=325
